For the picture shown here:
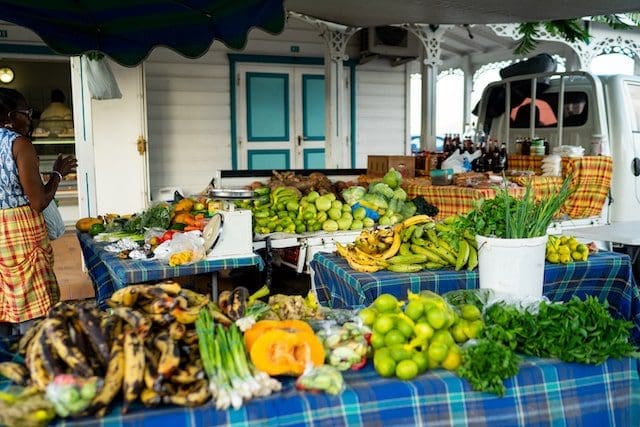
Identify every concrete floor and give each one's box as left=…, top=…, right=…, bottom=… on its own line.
left=50, top=231, right=95, bottom=301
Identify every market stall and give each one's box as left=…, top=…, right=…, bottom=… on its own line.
left=78, top=232, right=264, bottom=308
left=310, top=250, right=640, bottom=345
left=0, top=341, right=637, bottom=427
left=0, top=358, right=620, bottom=426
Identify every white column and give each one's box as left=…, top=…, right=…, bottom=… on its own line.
left=405, top=24, right=447, bottom=152
left=462, top=56, right=474, bottom=128
left=324, top=49, right=346, bottom=168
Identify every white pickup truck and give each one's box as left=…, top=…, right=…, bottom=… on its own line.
left=475, top=69, right=640, bottom=278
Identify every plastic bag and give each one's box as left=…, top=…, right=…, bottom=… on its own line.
left=153, top=231, right=205, bottom=265
left=43, top=199, right=65, bottom=240
left=314, top=320, right=369, bottom=371
left=81, top=55, right=122, bottom=100
left=45, top=374, right=101, bottom=417
left=295, top=365, right=345, bottom=395
left=441, top=149, right=466, bottom=174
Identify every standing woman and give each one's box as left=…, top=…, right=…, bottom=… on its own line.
left=0, top=88, right=77, bottom=336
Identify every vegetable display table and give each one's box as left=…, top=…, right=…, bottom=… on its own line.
left=37, top=358, right=640, bottom=426
left=77, top=232, right=264, bottom=308
left=310, top=251, right=640, bottom=345
left=0, top=350, right=635, bottom=427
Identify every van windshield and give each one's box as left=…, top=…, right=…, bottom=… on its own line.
left=510, top=91, right=588, bottom=128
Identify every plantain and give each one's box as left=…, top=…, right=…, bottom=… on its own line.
left=178, top=288, right=209, bottom=307
left=387, top=263, right=423, bottom=273
left=122, top=326, right=145, bottom=414
left=411, top=244, right=447, bottom=264
left=399, top=242, right=414, bottom=257
left=0, top=362, right=29, bottom=386
left=423, top=261, right=447, bottom=269
left=139, top=296, right=175, bottom=315
left=140, top=388, right=163, bottom=407
left=346, top=256, right=386, bottom=273
left=25, top=323, right=52, bottom=391
left=402, top=215, right=433, bottom=227
left=89, top=333, right=125, bottom=417
left=77, top=305, right=110, bottom=367
left=168, top=322, right=186, bottom=341
left=401, top=225, right=416, bottom=243
left=466, top=244, right=479, bottom=271
left=111, top=307, right=152, bottom=336
left=156, top=281, right=182, bottom=296
left=426, top=228, right=439, bottom=245
left=217, top=290, right=232, bottom=313
left=388, top=254, right=428, bottom=265
left=155, top=331, right=180, bottom=379
left=18, top=319, right=41, bottom=355
left=169, top=365, right=205, bottom=385
left=146, top=313, right=174, bottom=325
left=108, top=286, right=140, bottom=308
left=379, top=225, right=403, bottom=259
left=44, top=317, right=92, bottom=377
left=412, top=224, right=426, bottom=239
left=38, top=325, right=62, bottom=377
left=163, top=379, right=210, bottom=407
left=171, top=305, right=202, bottom=324
left=455, top=239, right=470, bottom=271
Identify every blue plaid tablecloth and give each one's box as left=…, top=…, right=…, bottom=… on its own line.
left=310, top=251, right=640, bottom=345
left=77, top=232, right=264, bottom=308
left=27, top=356, right=634, bottom=426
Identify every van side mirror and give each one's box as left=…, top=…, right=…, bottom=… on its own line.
left=633, top=158, right=640, bottom=177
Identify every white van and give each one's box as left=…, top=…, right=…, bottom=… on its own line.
left=476, top=70, right=640, bottom=226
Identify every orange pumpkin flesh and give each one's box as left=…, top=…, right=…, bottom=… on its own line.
left=249, top=329, right=325, bottom=376
left=244, top=319, right=314, bottom=352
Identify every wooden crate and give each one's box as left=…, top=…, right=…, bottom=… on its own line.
left=367, top=155, right=416, bottom=178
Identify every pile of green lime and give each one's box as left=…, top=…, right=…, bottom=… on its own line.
left=359, top=291, right=483, bottom=380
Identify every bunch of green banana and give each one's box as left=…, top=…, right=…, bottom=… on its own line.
left=269, top=185, right=301, bottom=212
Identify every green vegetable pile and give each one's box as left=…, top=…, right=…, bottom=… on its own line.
left=457, top=294, right=637, bottom=396
left=455, top=175, right=574, bottom=239
left=458, top=339, right=520, bottom=397
left=482, top=296, right=637, bottom=364
left=123, top=203, right=172, bottom=233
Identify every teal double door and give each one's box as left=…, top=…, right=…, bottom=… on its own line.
left=236, top=64, right=330, bottom=170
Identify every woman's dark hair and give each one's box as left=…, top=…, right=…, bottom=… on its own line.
left=0, top=88, right=24, bottom=124
left=51, top=88, right=65, bottom=103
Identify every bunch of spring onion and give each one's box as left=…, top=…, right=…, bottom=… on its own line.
left=196, top=305, right=281, bottom=410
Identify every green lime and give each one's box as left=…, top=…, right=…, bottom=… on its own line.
left=450, top=322, right=468, bottom=343
left=412, top=351, right=429, bottom=374
left=374, top=294, right=400, bottom=313
left=404, top=300, right=425, bottom=321
left=359, top=307, right=378, bottom=326
left=414, top=322, right=434, bottom=340
left=389, top=344, right=412, bottom=362
left=374, top=347, right=391, bottom=361
left=369, top=332, right=386, bottom=349
left=396, top=318, right=415, bottom=338
left=431, top=329, right=454, bottom=347
left=428, top=342, right=449, bottom=363
left=373, top=314, right=396, bottom=335
left=395, top=359, right=419, bottom=380
left=384, top=329, right=407, bottom=347
left=460, top=304, right=482, bottom=321
left=374, top=355, right=396, bottom=378
left=426, top=307, right=447, bottom=330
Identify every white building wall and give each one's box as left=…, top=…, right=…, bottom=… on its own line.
left=144, top=20, right=407, bottom=197
left=354, top=60, right=408, bottom=168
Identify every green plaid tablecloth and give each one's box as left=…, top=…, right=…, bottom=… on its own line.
left=310, top=251, right=640, bottom=345
left=0, top=356, right=619, bottom=426
left=77, top=232, right=264, bottom=308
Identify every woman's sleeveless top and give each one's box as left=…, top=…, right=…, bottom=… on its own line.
left=0, top=127, right=30, bottom=209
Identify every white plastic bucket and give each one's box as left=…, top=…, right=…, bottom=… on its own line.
left=475, top=234, right=548, bottom=299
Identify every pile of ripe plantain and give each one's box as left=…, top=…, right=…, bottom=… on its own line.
left=11, top=281, right=218, bottom=418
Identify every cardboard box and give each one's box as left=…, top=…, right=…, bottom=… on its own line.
left=367, top=155, right=416, bottom=178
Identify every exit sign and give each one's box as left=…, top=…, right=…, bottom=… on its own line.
left=290, top=45, right=300, bottom=53
left=0, top=30, right=7, bottom=38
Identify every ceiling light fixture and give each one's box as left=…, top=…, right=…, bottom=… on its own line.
left=0, top=67, right=14, bottom=84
